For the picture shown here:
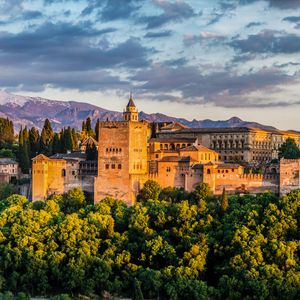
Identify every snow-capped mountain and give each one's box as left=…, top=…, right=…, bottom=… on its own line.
left=0, top=91, right=277, bottom=132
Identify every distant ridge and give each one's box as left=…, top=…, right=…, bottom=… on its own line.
left=0, top=91, right=277, bottom=131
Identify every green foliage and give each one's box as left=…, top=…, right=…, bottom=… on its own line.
left=39, top=118, right=54, bottom=156
left=138, top=180, right=162, bottom=201
left=220, top=187, right=228, bottom=213
left=0, top=149, right=14, bottom=158
left=18, top=127, right=30, bottom=174
left=133, top=278, right=144, bottom=300
left=28, top=127, right=40, bottom=158
left=0, top=183, right=16, bottom=200
left=85, top=142, right=97, bottom=161
left=1, top=188, right=300, bottom=299
left=279, top=137, right=300, bottom=159
left=60, top=188, right=86, bottom=213
left=0, top=118, right=14, bottom=145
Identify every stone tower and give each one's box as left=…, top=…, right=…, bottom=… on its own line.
left=94, top=96, right=149, bottom=205
left=123, top=94, right=139, bottom=122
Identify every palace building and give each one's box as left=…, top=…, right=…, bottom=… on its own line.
left=32, top=97, right=300, bottom=204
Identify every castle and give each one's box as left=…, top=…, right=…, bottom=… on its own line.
left=32, top=97, right=300, bottom=204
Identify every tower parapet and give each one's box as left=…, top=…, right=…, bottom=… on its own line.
left=123, top=94, right=139, bottom=122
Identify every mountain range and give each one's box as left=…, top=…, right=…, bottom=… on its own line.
left=0, top=90, right=277, bottom=132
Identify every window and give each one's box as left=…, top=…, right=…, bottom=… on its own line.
left=155, top=154, right=159, bottom=158
left=105, top=164, right=109, bottom=169
left=62, top=169, right=66, bottom=176
left=118, top=164, right=122, bottom=169
left=72, top=171, right=76, bottom=175
left=112, top=164, right=115, bottom=169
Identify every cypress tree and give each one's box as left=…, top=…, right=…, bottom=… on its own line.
left=52, top=133, right=61, bottom=154
left=39, top=119, right=54, bottom=156
left=221, top=187, right=229, bottom=213
left=65, top=127, right=73, bottom=152
left=29, top=127, right=40, bottom=158
left=86, top=117, right=92, bottom=132
left=95, top=118, right=100, bottom=141
left=86, top=141, right=97, bottom=160
left=71, top=128, right=78, bottom=150
left=82, top=120, right=86, bottom=132
left=133, top=278, right=144, bottom=300
left=18, top=127, right=30, bottom=174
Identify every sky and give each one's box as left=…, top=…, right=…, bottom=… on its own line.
left=0, top=0, right=300, bottom=130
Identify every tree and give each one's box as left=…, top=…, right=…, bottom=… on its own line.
left=29, top=127, right=40, bottom=158
left=193, top=183, right=211, bottom=211
left=39, top=119, right=54, bottom=156
left=61, top=188, right=86, bottom=213
left=220, top=187, right=229, bottom=213
left=279, top=138, right=300, bottom=159
left=95, top=119, right=100, bottom=141
left=86, top=117, right=92, bottom=132
left=85, top=142, right=97, bottom=160
left=71, top=128, right=78, bottom=150
left=133, top=278, right=144, bottom=300
left=18, top=127, right=30, bottom=174
left=138, top=180, right=161, bottom=201
left=52, top=133, right=61, bottom=154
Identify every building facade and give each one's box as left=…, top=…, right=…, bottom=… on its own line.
left=32, top=98, right=300, bottom=204
left=156, top=127, right=300, bottom=165
left=0, top=158, right=19, bottom=183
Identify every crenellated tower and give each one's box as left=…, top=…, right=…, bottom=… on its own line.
left=94, top=96, right=149, bottom=205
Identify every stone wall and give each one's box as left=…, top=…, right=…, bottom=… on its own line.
left=280, top=159, right=300, bottom=195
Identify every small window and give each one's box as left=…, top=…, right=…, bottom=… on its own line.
left=105, top=164, right=109, bottom=169
left=112, top=164, right=115, bottom=169
left=155, top=154, right=159, bottom=158
left=118, top=164, right=122, bottom=169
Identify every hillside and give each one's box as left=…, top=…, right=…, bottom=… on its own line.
left=0, top=91, right=276, bottom=131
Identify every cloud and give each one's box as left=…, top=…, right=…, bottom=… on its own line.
left=0, top=21, right=152, bottom=91
left=144, top=30, right=173, bottom=38
left=184, top=31, right=225, bottom=45
left=141, top=0, right=196, bottom=29
left=230, top=30, right=300, bottom=54
left=81, top=0, right=144, bottom=21
left=266, top=0, right=300, bottom=9
left=131, top=64, right=298, bottom=107
left=245, top=22, right=264, bottom=28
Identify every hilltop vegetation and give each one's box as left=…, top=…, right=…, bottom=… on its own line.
left=0, top=182, right=300, bottom=299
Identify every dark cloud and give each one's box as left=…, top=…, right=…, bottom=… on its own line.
left=144, top=30, right=172, bottom=38
left=131, top=64, right=298, bottom=107
left=81, top=0, right=144, bottom=21
left=282, top=16, right=300, bottom=28
left=267, top=0, right=300, bottom=9
left=223, top=0, right=300, bottom=10
left=207, top=1, right=236, bottom=25
left=22, top=10, right=43, bottom=20
left=0, top=21, right=152, bottom=91
left=141, top=0, right=195, bottom=29
left=274, top=62, right=300, bottom=68
left=163, top=58, right=188, bottom=67
left=245, top=22, right=264, bottom=28
left=230, top=30, right=300, bottom=54
left=282, top=16, right=300, bottom=23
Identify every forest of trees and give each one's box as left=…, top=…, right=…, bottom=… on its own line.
left=0, top=117, right=100, bottom=174
left=0, top=181, right=299, bottom=299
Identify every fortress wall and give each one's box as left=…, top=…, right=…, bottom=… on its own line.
left=280, top=159, right=300, bottom=195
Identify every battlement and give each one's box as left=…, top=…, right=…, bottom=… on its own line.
left=280, top=158, right=300, bottom=164
left=100, top=121, right=128, bottom=128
